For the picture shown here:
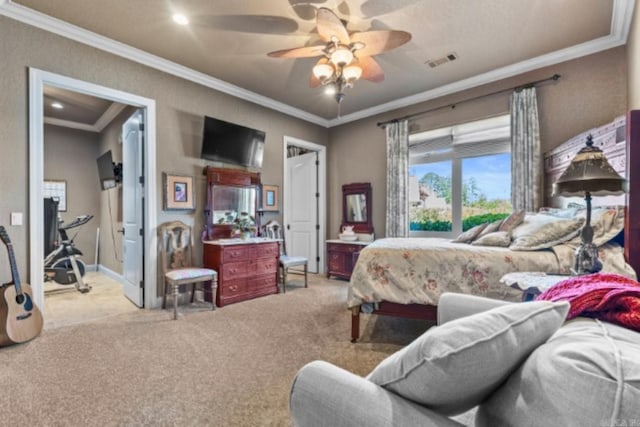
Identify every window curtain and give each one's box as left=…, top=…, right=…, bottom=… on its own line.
left=510, top=87, right=541, bottom=212
left=385, top=119, right=409, bottom=237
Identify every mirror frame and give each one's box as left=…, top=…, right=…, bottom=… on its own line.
left=341, top=182, right=374, bottom=234
left=204, top=167, right=261, bottom=239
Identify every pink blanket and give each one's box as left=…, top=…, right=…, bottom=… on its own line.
left=536, top=273, right=640, bottom=332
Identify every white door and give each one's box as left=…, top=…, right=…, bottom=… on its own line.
left=121, top=111, right=144, bottom=306
left=286, top=151, right=318, bottom=273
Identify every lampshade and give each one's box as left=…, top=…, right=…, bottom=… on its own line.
left=313, top=61, right=334, bottom=81
left=330, top=46, right=353, bottom=67
left=552, top=134, right=628, bottom=197
left=342, top=63, right=362, bottom=82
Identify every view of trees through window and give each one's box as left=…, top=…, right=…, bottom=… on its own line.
left=410, top=153, right=512, bottom=232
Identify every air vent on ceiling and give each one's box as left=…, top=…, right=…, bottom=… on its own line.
left=425, top=52, right=458, bottom=68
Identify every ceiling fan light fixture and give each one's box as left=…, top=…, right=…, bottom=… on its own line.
left=342, top=63, right=362, bottom=83
left=324, top=86, right=336, bottom=95
left=313, top=62, right=334, bottom=81
left=330, top=46, right=353, bottom=67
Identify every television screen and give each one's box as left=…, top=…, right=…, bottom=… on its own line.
left=201, top=116, right=265, bottom=168
left=97, top=150, right=117, bottom=191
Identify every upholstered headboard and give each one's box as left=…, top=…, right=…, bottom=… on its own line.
left=543, top=113, right=639, bottom=276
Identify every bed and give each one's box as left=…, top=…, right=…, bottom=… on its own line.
left=349, top=114, right=640, bottom=342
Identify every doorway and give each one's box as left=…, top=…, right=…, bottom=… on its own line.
left=29, top=68, right=159, bottom=313
left=283, top=136, right=326, bottom=274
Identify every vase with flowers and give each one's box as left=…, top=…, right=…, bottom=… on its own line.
left=231, top=211, right=257, bottom=239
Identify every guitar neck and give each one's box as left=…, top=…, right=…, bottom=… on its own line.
left=5, top=241, right=23, bottom=294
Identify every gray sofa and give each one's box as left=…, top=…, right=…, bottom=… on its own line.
left=290, top=293, right=640, bottom=426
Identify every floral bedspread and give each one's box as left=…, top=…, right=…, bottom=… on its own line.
left=347, top=238, right=634, bottom=308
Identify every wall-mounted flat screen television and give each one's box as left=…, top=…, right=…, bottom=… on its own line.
left=96, top=150, right=122, bottom=191
left=200, top=116, right=265, bottom=169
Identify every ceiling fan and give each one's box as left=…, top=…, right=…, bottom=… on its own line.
left=267, top=7, right=411, bottom=104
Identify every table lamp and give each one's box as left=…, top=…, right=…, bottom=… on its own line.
left=552, top=134, right=628, bottom=275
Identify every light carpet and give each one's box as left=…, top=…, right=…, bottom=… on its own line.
left=0, top=274, right=432, bottom=426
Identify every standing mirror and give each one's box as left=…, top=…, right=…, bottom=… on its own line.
left=341, top=182, right=374, bottom=234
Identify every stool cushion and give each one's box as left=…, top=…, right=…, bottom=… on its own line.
left=280, top=255, right=307, bottom=267
left=165, top=268, right=216, bottom=282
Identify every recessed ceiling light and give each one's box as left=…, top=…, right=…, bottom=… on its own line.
left=51, top=102, right=64, bottom=109
left=172, top=13, right=189, bottom=26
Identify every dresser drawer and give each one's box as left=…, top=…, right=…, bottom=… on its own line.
left=255, top=257, right=278, bottom=276
left=221, top=261, right=253, bottom=279
left=249, top=274, right=277, bottom=292
left=219, top=279, right=248, bottom=298
left=223, top=246, right=256, bottom=262
left=327, top=243, right=361, bottom=254
left=255, top=242, right=279, bottom=258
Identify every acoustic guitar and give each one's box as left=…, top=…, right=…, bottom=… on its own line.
left=0, top=226, right=43, bottom=346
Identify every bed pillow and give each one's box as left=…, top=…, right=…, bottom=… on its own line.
left=568, top=206, right=625, bottom=246
left=471, top=230, right=511, bottom=247
left=499, top=210, right=525, bottom=233
left=509, top=214, right=584, bottom=251
left=366, top=300, right=569, bottom=415
left=477, top=218, right=504, bottom=238
left=452, top=222, right=488, bottom=243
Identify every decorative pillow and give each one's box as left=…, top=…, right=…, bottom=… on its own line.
left=568, top=206, right=625, bottom=246
left=509, top=214, right=584, bottom=251
left=499, top=210, right=525, bottom=232
left=538, top=206, right=580, bottom=219
left=452, top=223, right=488, bottom=243
left=477, top=218, right=503, bottom=238
left=471, top=231, right=511, bottom=247
left=366, top=300, right=570, bottom=415
left=476, top=318, right=640, bottom=426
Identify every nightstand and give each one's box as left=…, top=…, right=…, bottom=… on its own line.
left=326, top=240, right=370, bottom=280
left=500, top=272, right=570, bottom=301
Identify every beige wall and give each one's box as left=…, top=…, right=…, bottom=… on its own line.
left=43, top=125, right=101, bottom=265
left=328, top=47, right=628, bottom=238
left=0, top=16, right=328, bottom=284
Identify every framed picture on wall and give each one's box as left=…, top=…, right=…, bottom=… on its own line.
left=43, top=180, right=67, bottom=211
left=262, top=184, right=279, bottom=212
left=163, top=173, right=195, bottom=210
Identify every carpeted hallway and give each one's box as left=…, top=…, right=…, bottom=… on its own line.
left=0, top=274, right=432, bottom=426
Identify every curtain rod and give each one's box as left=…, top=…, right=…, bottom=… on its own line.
left=376, top=73, right=561, bottom=128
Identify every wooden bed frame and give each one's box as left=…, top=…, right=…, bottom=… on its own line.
left=350, top=112, right=640, bottom=342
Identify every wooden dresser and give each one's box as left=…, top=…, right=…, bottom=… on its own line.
left=203, top=238, right=279, bottom=307
left=326, top=240, right=371, bottom=280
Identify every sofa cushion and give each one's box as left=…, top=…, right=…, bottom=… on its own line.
left=366, top=300, right=569, bottom=415
left=476, top=318, right=640, bottom=426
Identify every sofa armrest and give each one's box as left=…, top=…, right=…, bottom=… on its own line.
left=290, top=361, right=464, bottom=427
left=437, top=293, right=512, bottom=325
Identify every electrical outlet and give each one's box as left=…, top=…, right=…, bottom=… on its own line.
left=10, top=212, right=23, bottom=226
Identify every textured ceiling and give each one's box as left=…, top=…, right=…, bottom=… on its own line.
left=6, top=0, right=627, bottom=125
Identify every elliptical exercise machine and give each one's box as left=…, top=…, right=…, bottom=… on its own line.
left=44, top=199, right=93, bottom=293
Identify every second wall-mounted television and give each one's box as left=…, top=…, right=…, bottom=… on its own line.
left=200, top=116, right=265, bottom=169
left=97, top=150, right=122, bottom=191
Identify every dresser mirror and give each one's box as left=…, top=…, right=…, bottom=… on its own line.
left=341, top=182, right=374, bottom=234
left=212, top=185, right=257, bottom=224
left=203, top=167, right=261, bottom=239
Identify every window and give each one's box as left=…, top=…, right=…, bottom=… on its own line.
left=409, top=115, right=512, bottom=237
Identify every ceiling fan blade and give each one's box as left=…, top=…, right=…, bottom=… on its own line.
left=358, top=56, right=384, bottom=83
left=351, top=30, right=412, bottom=57
left=316, top=7, right=350, bottom=44
left=267, top=45, right=326, bottom=58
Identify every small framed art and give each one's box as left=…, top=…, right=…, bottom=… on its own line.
left=163, top=173, right=195, bottom=210
left=262, top=184, right=279, bottom=212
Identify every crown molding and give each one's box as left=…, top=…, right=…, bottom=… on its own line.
left=1, top=0, right=634, bottom=129
left=329, top=0, right=635, bottom=127
left=0, top=1, right=330, bottom=128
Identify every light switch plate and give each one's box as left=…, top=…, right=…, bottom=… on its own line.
left=10, top=212, right=23, bottom=226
